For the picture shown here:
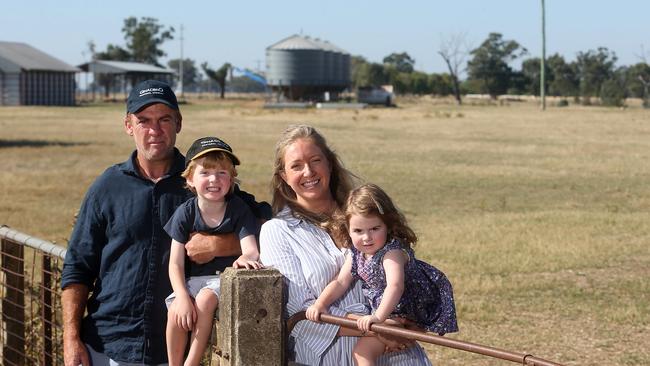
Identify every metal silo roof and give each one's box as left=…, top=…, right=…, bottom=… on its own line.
left=267, top=34, right=321, bottom=50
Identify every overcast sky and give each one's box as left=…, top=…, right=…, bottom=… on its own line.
left=2, top=0, right=648, bottom=73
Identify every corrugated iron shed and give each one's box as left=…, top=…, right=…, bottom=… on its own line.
left=78, top=60, right=174, bottom=74
left=0, top=41, right=80, bottom=72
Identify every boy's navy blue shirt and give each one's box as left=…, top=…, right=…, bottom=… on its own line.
left=61, top=149, right=189, bottom=364
left=164, top=194, right=259, bottom=277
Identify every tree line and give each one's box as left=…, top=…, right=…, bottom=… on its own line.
left=354, top=32, right=650, bottom=107
left=88, top=18, right=649, bottom=106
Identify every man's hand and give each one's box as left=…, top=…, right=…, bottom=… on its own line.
left=185, top=232, right=241, bottom=264
left=63, top=337, right=90, bottom=366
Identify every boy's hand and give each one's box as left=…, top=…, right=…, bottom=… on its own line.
left=169, top=295, right=196, bottom=331
left=306, top=303, right=327, bottom=322
left=356, top=314, right=380, bottom=332
left=233, top=255, right=264, bottom=269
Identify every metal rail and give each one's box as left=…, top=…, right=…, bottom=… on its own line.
left=288, top=312, right=564, bottom=366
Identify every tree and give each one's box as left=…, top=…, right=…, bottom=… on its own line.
left=626, top=62, right=650, bottom=107
left=520, top=58, right=541, bottom=95
left=168, top=58, right=199, bottom=91
left=576, top=47, right=617, bottom=104
left=122, top=17, right=174, bottom=66
left=438, top=32, right=470, bottom=104
left=546, top=54, right=579, bottom=98
left=351, top=56, right=388, bottom=88
left=466, top=33, right=527, bottom=99
left=202, top=62, right=231, bottom=99
left=383, top=52, right=415, bottom=73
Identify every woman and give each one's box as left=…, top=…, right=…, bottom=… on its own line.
left=260, top=125, right=432, bottom=365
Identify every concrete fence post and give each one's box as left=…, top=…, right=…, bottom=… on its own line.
left=215, top=268, right=285, bottom=366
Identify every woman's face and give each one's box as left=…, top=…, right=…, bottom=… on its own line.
left=281, top=138, right=332, bottom=210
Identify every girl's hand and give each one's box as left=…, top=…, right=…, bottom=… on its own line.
left=356, top=314, right=379, bottom=332
left=169, top=295, right=196, bottom=331
left=233, top=255, right=264, bottom=269
left=306, top=303, right=327, bottom=322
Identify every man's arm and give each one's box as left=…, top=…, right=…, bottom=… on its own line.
left=185, top=232, right=241, bottom=264
left=62, top=283, right=90, bottom=366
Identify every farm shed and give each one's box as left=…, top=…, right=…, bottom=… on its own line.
left=77, top=60, right=175, bottom=98
left=0, top=41, right=79, bottom=106
left=266, top=34, right=351, bottom=101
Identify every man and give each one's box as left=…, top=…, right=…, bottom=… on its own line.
left=61, top=80, right=269, bottom=366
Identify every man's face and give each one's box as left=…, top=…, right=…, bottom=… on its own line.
left=124, top=103, right=182, bottom=163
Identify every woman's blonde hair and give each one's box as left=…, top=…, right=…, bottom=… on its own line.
left=271, top=124, right=355, bottom=226
left=182, top=151, right=239, bottom=194
left=332, top=183, right=418, bottom=248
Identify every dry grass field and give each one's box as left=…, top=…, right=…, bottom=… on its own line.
left=1, top=97, right=648, bottom=365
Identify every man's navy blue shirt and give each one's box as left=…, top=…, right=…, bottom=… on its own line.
left=61, top=149, right=190, bottom=364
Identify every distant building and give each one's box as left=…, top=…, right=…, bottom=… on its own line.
left=77, top=60, right=175, bottom=98
left=266, top=34, right=351, bottom=101
left=0, top=41, right=79, bottom=106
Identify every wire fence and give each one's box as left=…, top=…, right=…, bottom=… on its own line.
left=1, top=225, right=564, bottom=366
left=0, top=225, right=66, bottom=366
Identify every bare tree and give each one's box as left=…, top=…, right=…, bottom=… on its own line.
left=438, top=32, right=471, bottom=105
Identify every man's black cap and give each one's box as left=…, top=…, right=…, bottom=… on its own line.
left=185, top=136, right=241, bottom=166
left=127, top=80, right=179, bottom=114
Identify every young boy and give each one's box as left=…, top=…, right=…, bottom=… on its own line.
left=164, top=136, right=263, bottom=366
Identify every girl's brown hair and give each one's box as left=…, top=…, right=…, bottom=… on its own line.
left=182, top=151, right=238, bottom=194
left=332, top=183, right=418, bottom=248
left=271, top=124, right=356, bottom=226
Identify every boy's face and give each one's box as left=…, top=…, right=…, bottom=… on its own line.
left=187, top=157, right=233, bottom=203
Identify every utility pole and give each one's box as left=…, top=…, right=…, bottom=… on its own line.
left=540, top=0, right=546, bottom=110
left=179, top=24, right=185, bottom=99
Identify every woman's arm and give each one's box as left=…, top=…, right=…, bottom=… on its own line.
left=168, top=240, right=196, bottom=331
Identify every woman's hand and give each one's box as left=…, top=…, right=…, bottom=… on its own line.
left=169, top=294, right=196, bottom=331
left=375, top=317, right=416, bottom=353
left=306, top=303, right=327, bottom=322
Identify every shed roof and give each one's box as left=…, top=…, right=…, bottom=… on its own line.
left=78, top=60, right=175, bottom=74
left=267, top=34, right=348, bottom=54
left=0, top=41, right=80, bottom=72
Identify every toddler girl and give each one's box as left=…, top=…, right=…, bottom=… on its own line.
left=306, top=183, right=458, bottom=366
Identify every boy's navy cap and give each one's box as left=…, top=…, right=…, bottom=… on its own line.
left=185, top=136, right=240, bottom=166
left=127, top=80, right=179, bottom=113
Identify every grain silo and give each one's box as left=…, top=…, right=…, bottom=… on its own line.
left=266, top=35, right=350, bottom=101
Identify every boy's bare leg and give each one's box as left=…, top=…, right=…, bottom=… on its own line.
left=184, top=288, right=219, bottom=366
left=353, top=336, right=385, bottom=366
left=166, top=302, right=189, bottom=366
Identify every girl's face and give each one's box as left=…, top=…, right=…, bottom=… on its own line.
left=187, top=158, right=233, bottom=203
left=281, top=138, right=332, bottom=210
left=348, top=213, right=388, bottom=258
